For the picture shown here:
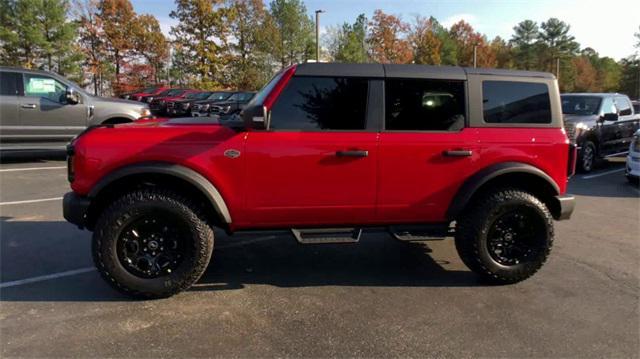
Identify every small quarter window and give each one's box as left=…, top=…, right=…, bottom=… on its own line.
left=385, top=79, right=466, bottom=131
left=0, top=72, right=20, bottom=96
left=482, top=81, right=551, bottom=124
left=270, top=76, right=368, bottom=130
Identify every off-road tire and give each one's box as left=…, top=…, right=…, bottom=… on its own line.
left=455, top=188, right=554, bottom=284
left=578, top=141, right=596, bottom=173
left=92, top=188, right=214, bottom=299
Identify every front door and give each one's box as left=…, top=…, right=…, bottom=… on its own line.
left=19, top=73, right=87, bottom=142
left=243, top=75, right=377, bottom=228
left=0, top=71, right=22, bottom=145
left=615, top=96, right=640, bottom=153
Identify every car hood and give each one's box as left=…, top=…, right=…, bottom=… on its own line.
left=90, top=96, right=147, bottom=109
left=562, top=114, right=599, bottom=123
left=193, top=99, right=229, bottom=105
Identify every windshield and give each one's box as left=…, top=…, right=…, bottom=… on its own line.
left=185, top=92, right=207, bottom=99
left=142, top=87, right=158, bottom=94
left=161, top=89, right=184, bottom=97
left=561, top=96, right=602, bottom=115
left=191, top=91, right=212, bottom=100
left=207, top=92, right=232, bottom=101
left=247, top=70, right=285, bottom=108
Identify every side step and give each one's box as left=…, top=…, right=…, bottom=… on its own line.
left=389, top=225, right=453, bottom=242
left=291, top=228, right=362, bottom=244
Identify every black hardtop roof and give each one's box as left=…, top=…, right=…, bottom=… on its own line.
left=294, top=62, right=555, bottom=80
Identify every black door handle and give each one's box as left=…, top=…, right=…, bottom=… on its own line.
left=336, top=150, right=368, bottom=157
left=443, top=150, right=473, bottom=157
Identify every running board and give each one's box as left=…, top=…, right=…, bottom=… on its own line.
left=291, top=228, right=362, bottom=244
left=389, top=225, right=453, bottom=242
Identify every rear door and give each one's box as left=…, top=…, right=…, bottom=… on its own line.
left=19, top=73, right=87, bottom=141
left=377, top=76, right=476, bottom=223
left=243, top=75, right=378, bottom=228
left=615, top=96, right=639, bottom=153
left=598, top=96, right=621, bottom=155
left=0, top=71, right=22, bottom=144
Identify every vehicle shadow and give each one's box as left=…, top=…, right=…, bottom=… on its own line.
left=0, top=218, right=483, bottom=302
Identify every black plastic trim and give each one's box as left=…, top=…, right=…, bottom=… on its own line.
left=554, top=194, right=575, bottom=220
left=63, top=192, right=90, bottom=229
left=446, top=162, right=561, bottom=220
left=88, top=162, right=232, bottom=224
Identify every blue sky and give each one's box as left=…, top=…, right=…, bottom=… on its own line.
left=131, top=0, right=639, bottom=60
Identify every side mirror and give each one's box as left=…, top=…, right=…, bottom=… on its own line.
left=602, top=113, right=618, bottom=122
left=65, top=88, right=80, bottom=105
left=241, top=104, right=270, bottom=130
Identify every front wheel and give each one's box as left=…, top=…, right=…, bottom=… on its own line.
left=455, top=189, right=554, bottom=284
left=578, top=141, right=596, bottom=173
left=93, top=188, right=214, bottom=299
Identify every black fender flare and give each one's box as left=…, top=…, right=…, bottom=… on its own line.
left=88, top=162, right=232, bottom=224
left=446, top=162, right=560, bottom=221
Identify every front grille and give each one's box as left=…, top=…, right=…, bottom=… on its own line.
left=564, top=121, right=576, bottom=143
left=209, top=106, right=223, bottom=114
left=192, top=104, right=201, bottom=111
left=167, top=102, right=175, bottom=109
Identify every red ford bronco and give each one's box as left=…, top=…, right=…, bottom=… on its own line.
left=63, top=63, right=576, bottom=298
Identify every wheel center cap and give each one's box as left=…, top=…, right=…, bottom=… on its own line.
left=148, top=240, right=159, bottom=250
left=504, top=233, right=513, bottom=241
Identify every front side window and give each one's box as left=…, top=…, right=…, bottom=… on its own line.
left=270, top=76, right=368, bottom=130
left=600, top=97, right=617, bottom=115
left=385, top=79, right=465, bottom=131
left=616, top=97, right=632, bottom=116
left=23, top=74, right=67, bottom=103
left=483, top=81, right=551, bottom=124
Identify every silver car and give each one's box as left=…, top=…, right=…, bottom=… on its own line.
left=0, top=67, right=151, bottom=151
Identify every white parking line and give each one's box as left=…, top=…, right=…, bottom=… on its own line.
left=0, top=267, right=96, bottom=289
left=581, top=168, right=625, bottom=179
left=0, top=166, right=66, bottom=173
left=0, top=197, right=63, bottom=206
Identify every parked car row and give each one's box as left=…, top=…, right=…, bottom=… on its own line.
left=121, top=86, right=256, bottom=117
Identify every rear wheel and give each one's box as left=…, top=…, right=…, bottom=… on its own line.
left=578, top=141, right=596, bottom=173
left=455, top=189, right=553, bottom=284
left=93, top=188, right=214, bottom=299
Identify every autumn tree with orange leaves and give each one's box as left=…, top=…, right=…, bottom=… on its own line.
left=367, top=10, right=412, bottom=64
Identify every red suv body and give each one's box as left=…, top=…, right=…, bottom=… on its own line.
left=64, top=63, right=576, bottom=298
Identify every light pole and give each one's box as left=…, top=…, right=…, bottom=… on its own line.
left=473, top=45, right=478, bottom=68
left=315, top=10, right=325, bottom=62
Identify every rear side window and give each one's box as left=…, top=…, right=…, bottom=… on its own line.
left=270, top=76, right=368, bottom=130
left=385, top=79, right=466, bottom=131
left=482, top=81, right=551, bottom=124
left=0, top=72, right=20, bottom=96
left=616, top=97, right=632, bottom=116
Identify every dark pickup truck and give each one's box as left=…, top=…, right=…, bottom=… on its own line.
left=562, top=93, right=640, bottom=172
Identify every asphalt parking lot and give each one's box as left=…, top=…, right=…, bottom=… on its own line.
left=1, top=157, right=638, bottom=358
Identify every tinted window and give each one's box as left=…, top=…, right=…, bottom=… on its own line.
left=561, top=95, right=601, bottom=115
left=270, top=76, right=368, bottom=130
left=633, top=102, right=640, bottom=113
left=616, top=97, right=632, bottom=116
left=23, top=73, right=67, bottom=103
left=0, top=72, right=19, bottom=96
left=386, top=79, right=465, bottom=131
left=483, top=81, right=551, bottom=124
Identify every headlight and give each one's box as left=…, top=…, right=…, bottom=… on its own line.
left=139, top=108, right=151, bottom=117
left=222, top=105, right=232, bottom=113
left=145, top=97, right=153, bottom=103
left=182, top=103, right=190, bottom=109
left=202, top=104, right=210, bottom=111
left=575, top=122, right=589, bottom=130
